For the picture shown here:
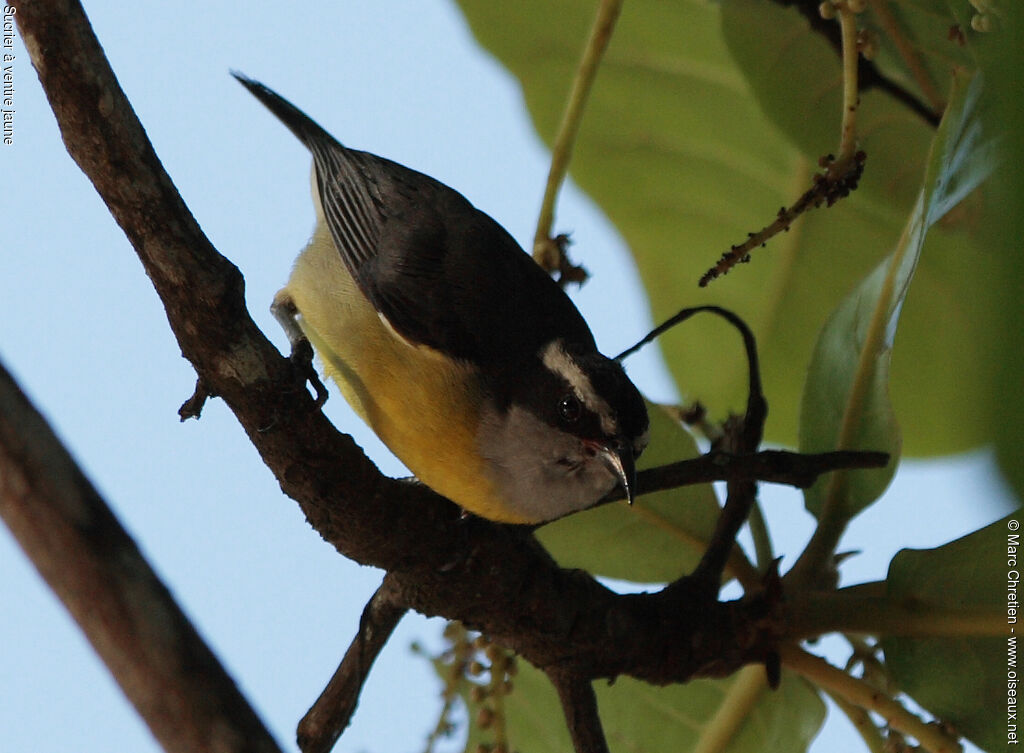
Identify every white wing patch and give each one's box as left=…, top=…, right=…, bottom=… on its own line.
left=541, top=340, right=618, bottom=436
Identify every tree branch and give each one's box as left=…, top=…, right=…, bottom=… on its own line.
left=779, top=645, right=962, bottom=753
left=10, top=0, right=777, bottom=714
left=610, top=448, right=890, bottom=501
left=0, top=358, right=282, bottom=753
left=782, top=592, right=1006, bottom=639
left=546, top=666, right=610, bottom=753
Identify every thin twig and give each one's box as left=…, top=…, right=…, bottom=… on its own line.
left=698, top=151, right=866, bottom=286
left=690, top=461, right=760, bottom=590
left=747, top=499, right=774, bottom=572
left=0, top=358, right=281, bottom=753
left=681, top=312, right=765, bottom=589
left=699, top=0, right=869, bottom=286
left=833, top=0, right=863, bottom=172
left=865, top=0, right=944, bottom=113
left=598, top=449, right=890, bottom=505
left=297, top=575, right=408, bottom=753
left=616, top=307, right=763, bottom=396
left=785, top=85, right=918, bottom=589
left=617, top=305, right=852, bottom=594
left=771, top=0, right=940, bottom=126
left=546, top=666, right=610, bottom=753
left=533, top=0, right=623, bottom=283
left=823, top=688, right=887, bottom=753
left=179, top=377, right=212, bottom=420
left=621, top=500, right=762, bottom=590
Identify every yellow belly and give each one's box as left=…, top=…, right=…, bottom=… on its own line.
left=281, top=224, right=522, bottom=521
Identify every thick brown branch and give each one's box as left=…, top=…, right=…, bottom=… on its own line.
left=297, top=576, right=408, bottom=753
left=0, top=359, right=282, bottom=753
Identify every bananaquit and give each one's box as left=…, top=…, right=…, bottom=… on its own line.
left=234, top=74, right=650, bottom=525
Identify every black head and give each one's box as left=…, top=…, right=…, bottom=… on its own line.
left=474, top=339, right=649, bottom=522
left=531, top=340, right=649, bottom=502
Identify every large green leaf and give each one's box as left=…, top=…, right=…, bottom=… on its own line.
left=481, top=659, right=825, bottom=753
left=455, top=0, right=1002, bottom=457
left=799, top=70, right=996, bottom=519
left=967, top=0, right=1024, bottom=501
left=537, top=403, right=728, bottom=584
left=722, top=0, right=974, bottom=180
left=883, top=515, right=1015, bottom=752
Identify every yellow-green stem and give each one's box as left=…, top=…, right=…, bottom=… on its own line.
left=780, top=645, right=962, bottom=753
left=833, top=2, right=862, bottom=173
left=784, top=592, right=1007, bottom=640
left=785, top=208, right=911, bottom=589
left=824, top=688, right=887, bottom=753
left=692, top=665, right=768, bottom=753
left=533, top=0, right=624, bottom=266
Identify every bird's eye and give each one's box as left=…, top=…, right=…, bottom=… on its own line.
left=558, top=394, right=582, bottom=423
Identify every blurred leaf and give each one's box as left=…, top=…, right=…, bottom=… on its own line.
left=799, top=70, right=996, bottom=518
left=860, top=0, right=973, bottom=108
left=490, top=659, right=825, bottom=753
left=456, top=0, right=1002, bottom=457
left=722, top=0, right=973, bottom=177
left=537, top=403, right=726, bottom=584
left=883, top=515, right=1015, bottom=752
left=967, top=0, right=1024, bottom=502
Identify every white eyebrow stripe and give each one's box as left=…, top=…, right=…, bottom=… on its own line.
left=541, top=341, right=618, bottom=436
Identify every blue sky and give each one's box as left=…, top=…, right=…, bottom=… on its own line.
left=0, top=2, right=1012, bottom=752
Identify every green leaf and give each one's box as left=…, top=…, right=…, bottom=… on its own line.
left=722, top=0, right=974, bottom=186
left=799, top=69, right=995, bottom=519
left=971, top=0, right=1024, bottom=502
left=456, top=0, right=1002, bottom=457
left=492, top=660, right=825, bottom=753
left=883, top=515, right=1016, bottom=752
left=537, top=403, right=728, bottom=585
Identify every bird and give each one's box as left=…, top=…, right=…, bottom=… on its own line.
left=234, top=73, right=649, bottom=524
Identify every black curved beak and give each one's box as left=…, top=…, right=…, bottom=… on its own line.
left=598, top=440, right=637, bottom=505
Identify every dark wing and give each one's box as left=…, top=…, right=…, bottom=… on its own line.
left=235, top=73, right=595, bottom=364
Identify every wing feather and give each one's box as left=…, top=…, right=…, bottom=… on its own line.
left=234, top=73, right=596, bottom=365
